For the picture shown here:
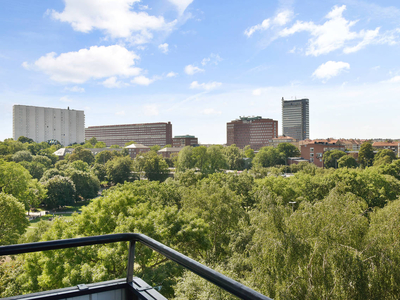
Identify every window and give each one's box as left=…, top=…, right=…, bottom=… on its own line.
left=310, top=153, right=314, bottom=157
left=310, top=147, right=314, bottom=152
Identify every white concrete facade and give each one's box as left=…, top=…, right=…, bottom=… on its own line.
left=13, top=105, right=85, bottom=146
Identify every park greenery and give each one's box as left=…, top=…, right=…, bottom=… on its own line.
left=2, top=138, right=400, bottom=299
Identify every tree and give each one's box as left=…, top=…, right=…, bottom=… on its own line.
left=135, top=151, right=170, bottom=182
left=32, top=155, right=52, bottom=168
left=67, top=170, right=100, bottom=200
left=177, top=146, right=194, bottom=171
left=95, top=150, right=113, bottom=164
left=204, top=145, right=227, bottom=174
left=106, top=156, right=134, bottom=184
left=337, top=155, right=358, bottom=168
left=40, top=168, right=63, bottom=182
left=43, top=176, right=76, bottom=209
left=252, top=146, right=285, bottom=168
left=0, top=193, right=29, bottom=245
left=150, top=145, right=161, bottom=152
left=17, top=136, right=34, bottom=144
left=88, top=137, right=98, bottom=146
left=277, top=142, right=300, bottom=159
left=110, top=145, right=121, bottom=148
left=322, top=150, right=347, bottom=168
left=373, top=149, right=396, bottom=166
left=192, top=146, right=208, bottom=172
left=92, top=163, right=107, bottom=181
left=94, top=141, right=107, bottom=148
left=243, top=145, right=255, bottom=159
left=12, top=150, right=32, bottom=163
left=68, top=146, right=94, bottom=165
left=359, top=142, right=374, bottom=168
left=19, top=161, right=46, bottom=180
left=223, top=144, right=244, bottom=170
left=124, top=141, right=136, bottom=147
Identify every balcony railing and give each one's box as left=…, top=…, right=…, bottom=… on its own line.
left=0, top=233, right=272, bottom=300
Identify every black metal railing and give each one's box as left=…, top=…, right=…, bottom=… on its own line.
left=0, top=233, right=271, bottom=300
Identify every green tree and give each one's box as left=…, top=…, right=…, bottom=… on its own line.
left=337, top=155, right=358, bottom=168
left=67, top=170, right=100, bottom=200
left=252, top=146, right=285, bottom=168
left=32, top=155, right=52, bottom=168
left=17, top=136, right=34, bottom=144
left=95, top=150, right=113, bottom=164
left=124, top=141, right=136, bottom=147
left=40, top=168, right=63, bottom=182
left=373, top=148, right=396, bottom=166
left=135, top=151, right=170, bottom=182
left=358, top=142, right=374, bottom=168
left=110, top=144, right=120, bottom=148
left=94, top=141, right=107, bottom=148
left=19, top=161, right=46, bottom=180
left=92, top=163, right=107, bottom=181
left=204, top=145, right=227, bottom=174
left=322, top=149, right=347, bottom=168
left=150, top=145, right=161, bottom=152
left=12, top=150, right=32, bottom=163
left=106, top=156, right=134, bottom=184
left=68, top=146, right=94, bottom=165
left=277, top=142, right=300, bottom=159
left=177, top=146, right=194, bottom=171
left=223, top=144, right=244, bottom=170
left=0, top=193, right=29, bottom=245
left=192, top=146, right=208, bottom=172
left=88, top=137, right=98, bottom=146
left=243, top=145, right=255, bottom=159
left=43, top=176, right=76, bottom=208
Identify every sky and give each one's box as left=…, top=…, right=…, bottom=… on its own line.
left=1, top=0, right=400, bottom=144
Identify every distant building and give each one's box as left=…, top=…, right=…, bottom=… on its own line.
left=53, top=147, right=124, bottom=160
left=301, top=141, right=345, bottom=168
left=372, top=142, right=400, bottom=157
left=85, top=122, right=172, bottom=147
left=125, top=143, right=150, bottom=159
left=227, top=116, right=278, bottom=150
left=158, top=147, right=183, bottom=158
left=172, top=135, right=198, bottom=147
left=13, top=105, right=85, bottom=146
left=282, top=97, right=309, bottom=141
left=272, top=135, right=299, bottom=149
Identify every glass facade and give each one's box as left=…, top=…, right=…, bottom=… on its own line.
left=282, top=98, right=309, bottom=141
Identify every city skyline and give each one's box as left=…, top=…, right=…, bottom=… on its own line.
left=1, top=1, right=400, bottom=143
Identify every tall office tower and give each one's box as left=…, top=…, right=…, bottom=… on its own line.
left=281, top=97, right=309, bottom=141
left=85, top=122, right=172, bottom=147
left=227, top=116, right=278, bottom=150
left=13, top=105, right=85, bottom=146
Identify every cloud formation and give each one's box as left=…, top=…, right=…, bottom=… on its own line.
left=313, top=61, right=350, bottom=80
left=23, top=45, right=141, bottom=84
left=244, top=9, right=293, bottom=37
left=102, top=76, right=123, bottom=88
left=131, top=75, right=154, bottom=86
left=190, top=81, right=222, bottom=90
left=166, top=71, right=178, bottom=77
left=168, top=0, right=193, bottom=15
left=64, top=86, right=85, bottom=92
left=201, top=108, right=222, bottom=115
left=158, top=43, right=169, bottom=54
left=49, top=0, right=176, bottom=44
left=184, top=65, right=204, bottom=75
left=201, top=53, right=222, bottom=66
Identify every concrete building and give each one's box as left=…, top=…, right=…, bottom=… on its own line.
left=172, top=135, right=198, bottom=147
left=227, top=116, right=278, bottom=150
left=282, top=97, right=309, bottom=141
left=301, top=141, right=345, bottom=168
left=13, top=105, right=85, bottom=146
left=85, top=122, right=172, bottom=147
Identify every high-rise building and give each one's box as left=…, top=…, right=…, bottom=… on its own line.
left=172, top=135, right=198, bottom=147
left=85, top=122, right=172, bottom=147
left=227, top=116, right=278, bottom=150
left=13, top=105, right=85, bottom=146
left=281, top=97, right=309, bottom=141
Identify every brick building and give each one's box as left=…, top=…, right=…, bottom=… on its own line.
left=272, top=135, right=299, bottom=149
left=158, top=147, right=183, bottom=158
left=172, top=135, right=198, bottom=147
left=125, top=143, right=150, bottom=159
left=227, top=116, right=278, bottom=150
left=372, top=142, right=400, bottom=157
left=85, top=122, right=172, bottom=147
left=301, top=141, right=345, bottom=168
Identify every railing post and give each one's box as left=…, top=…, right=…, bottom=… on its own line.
left=126, top=240, right=136, bottom=283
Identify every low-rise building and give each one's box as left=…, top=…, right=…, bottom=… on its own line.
left=158, top=147, right=183, bottom=158
left=172, top=135, right=198, bottom=147
left=125, top=143, right=150, bottom=159
left=272, top=135, right=299, bottom=149
left=301, top=141, right=346, bottom=168
left=372, top=142, right=400, bottom=157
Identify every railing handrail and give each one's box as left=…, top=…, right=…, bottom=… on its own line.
left=0, top=233, right=271, bottom=300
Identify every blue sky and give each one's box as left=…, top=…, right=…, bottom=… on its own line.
left=1, top=0, right=400, bottom=143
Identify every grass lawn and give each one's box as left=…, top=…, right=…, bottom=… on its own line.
left=26, top=213, right=76, bottom=235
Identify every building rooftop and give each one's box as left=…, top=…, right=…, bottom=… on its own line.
left=125, top=143, right=150, bottom=149
left=372, top=142, right=400, bottom=147
left=174, top=135, right=196, bottom=138
left=158, top=147, right=183, bottom=152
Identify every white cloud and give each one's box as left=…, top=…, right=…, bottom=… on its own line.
left=273, top=10, right=294, bottom=26
left=184, top=64, right=204, bottom=75
left=158, top=43, right=169, bottom=54
left=102, top=76, right=123, bottom=88
left=278, top=5, right=390, bottom=56
left=143, top=104, right=159, bottom=116
left=288, top=46, right=296, bottom=54
left=60, top=96, right=73, bottom=102
left=116, top=111, right=126, bottom=116
left=24, top=45, right=141, bottom=83
left=168, top=0, right=193, bottom=15
left=245, top=19, right=271, bottom=37
left=166, top=71, right=177, bottom=77
left=201, top=108, right=222, bottom=115
left=131, top=75, right=154, bottom=86
left=312, top=61, right=350, bottom=80
left=252, top=89, right=262, bottom=96
left=386, top=76, right=400, bottom=83
left=201, top=53, right=222, bottom=66
left=64, top=86, right=85, bottom=93
left=50, top=0, right=176, bottom=44
left=190, top=81, right=222, bottom=90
